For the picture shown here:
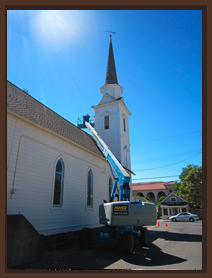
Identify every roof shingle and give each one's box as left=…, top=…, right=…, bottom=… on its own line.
left=7, top=81, right=104, bottom=158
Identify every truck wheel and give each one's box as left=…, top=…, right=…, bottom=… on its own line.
left=138, top=227, right=149, bottom=247
left=78, top=228, right=93, bottom=249
left=120, top=232, right=134, bottom=255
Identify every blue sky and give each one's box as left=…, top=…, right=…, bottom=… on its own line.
left=7, top=9, right=202, bottom=183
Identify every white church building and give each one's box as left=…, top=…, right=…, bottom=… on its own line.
left=7, top=35, right=133, bottom=238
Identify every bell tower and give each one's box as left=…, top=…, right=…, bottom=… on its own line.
left=92, top=35, right=132, bottom=171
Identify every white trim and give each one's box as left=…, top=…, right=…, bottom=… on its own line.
left=121, top=136, right=131, bottom=146
left=92, top=98, right=131, bottom=116
left=161, top=205, right=188, bottom=208
left=100, top=83, right=123, bottom=96
left=102, top=110, right=110, bottom=117
left=98, top=93, right=116, bottom=105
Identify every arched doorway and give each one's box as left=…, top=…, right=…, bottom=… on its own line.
left=136, top=192, right=144, bottom=198
left=147, top=192, right=155, bottom=203
left=157, top=191, right=166, bottom=202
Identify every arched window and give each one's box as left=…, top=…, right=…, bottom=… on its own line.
left=53, top=158, right=65, bottom=207
left=87, top=169, right=93, bottom=208
left=158, top=191, right=166, bottom=201
left=147, top=192, right=155, bottom=203
left=137, top=192, right=144, bottom=198
left=109, top=177, right=113, bottom=200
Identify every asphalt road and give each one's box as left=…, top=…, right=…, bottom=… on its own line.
left=18, top=220, right=202, bottom=270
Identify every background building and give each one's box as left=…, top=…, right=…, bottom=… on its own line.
left=160, top=193, right=189, bottom=220
left=132, top=181, right=175, bottom=204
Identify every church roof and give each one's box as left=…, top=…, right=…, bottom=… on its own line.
left=105, top=36, right=118, bottom=85
left=7, top=81, right=104, bottom=158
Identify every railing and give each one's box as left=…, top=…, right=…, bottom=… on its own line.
left=77, top=116, right=95, bottom=128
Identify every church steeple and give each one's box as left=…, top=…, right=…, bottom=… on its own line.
left=105, top=35, right=118, bottom=85
left=100, top=34, right=122, bottom=100
left=92, top=34, right=131, bottom=171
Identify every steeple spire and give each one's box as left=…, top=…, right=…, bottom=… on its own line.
left=105, top=34, right=118, bottom=85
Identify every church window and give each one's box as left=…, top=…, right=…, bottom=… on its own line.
left=123, top=118, right=126, bottom=132
left=87, top=169, right=93, bottom=208
left=104, top=115, right=109, bottom=129
left=53, top=158, right=65, bottom=207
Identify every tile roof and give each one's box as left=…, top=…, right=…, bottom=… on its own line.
left=7, top=81, right=104, bottom=158
left=132, top=181, right=175, bottom=191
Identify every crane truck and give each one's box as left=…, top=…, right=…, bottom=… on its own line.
left=78, top=120, right=157, bottom=255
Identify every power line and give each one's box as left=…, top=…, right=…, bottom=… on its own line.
left=132, top=134, right=201, bottom=147
left=132, top=175, right=180, bottom=181
left=132, top=148, right=202, bottom=165
left=133, top=152, right=202, bottom=172
left=131, top=130, right=201, bottom=146
left=131, top=131, right=201, bottom=147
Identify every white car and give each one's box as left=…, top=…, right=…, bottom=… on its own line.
left=169, top=212, right=199, bottom=222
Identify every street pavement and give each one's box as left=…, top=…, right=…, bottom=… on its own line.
left=11, top=220, right=203, bottom=271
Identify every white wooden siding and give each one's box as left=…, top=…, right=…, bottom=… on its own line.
left=7, top=112, right=111, bottom=235
left=95, top=103, right=120, bottom=161
left=94, top=97, right=131, bottom=169
left=119, top=105, right=131, bottom=169
left=119, top=105, right=130, bottom=143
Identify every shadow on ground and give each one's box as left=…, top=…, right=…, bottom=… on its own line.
left=16, top=230, right=202, bottom=270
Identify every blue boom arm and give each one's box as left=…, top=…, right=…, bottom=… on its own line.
left=85, top=121, right=131, bottom=202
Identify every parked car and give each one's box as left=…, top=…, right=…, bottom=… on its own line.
left=169, top=212, right=199, bottom=222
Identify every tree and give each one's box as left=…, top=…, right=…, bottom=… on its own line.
left=156, top=196, right=166, bottom=219
left=175, top=164, right=202, bottom=209
left=158, top=195, right=166, bottom=203
left=172, top=181, right=181, bottom=195
left=144, top=196, right=153, bottom=203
